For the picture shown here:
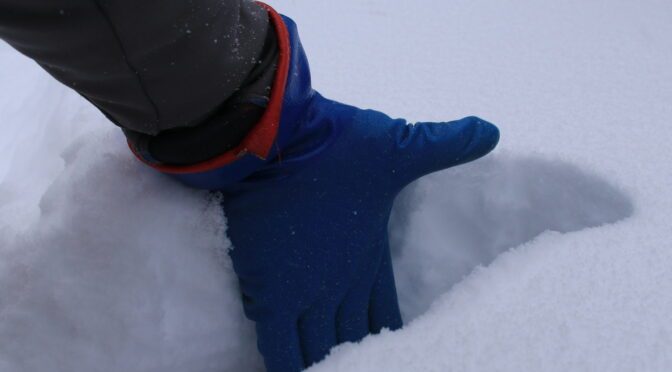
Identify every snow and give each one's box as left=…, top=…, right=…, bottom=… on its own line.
left=1, top=0, right=672, bottom=371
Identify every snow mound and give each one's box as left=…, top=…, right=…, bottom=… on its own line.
left=0, top=129, right=635, bottom=372
left=0, top=131, right=262, bottom=372
left=390, top=154, right=633, bottom=321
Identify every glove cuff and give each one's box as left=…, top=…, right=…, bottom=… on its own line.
left=128, top=2, right=295, bottom=189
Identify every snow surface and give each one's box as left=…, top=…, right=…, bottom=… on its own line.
left=1, top=0, right=671, bottom=371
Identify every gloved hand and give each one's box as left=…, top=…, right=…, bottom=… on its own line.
left=136, top=5, right=499, bottom=372
left=224, top=108, right=498, bottom=372
left=220, top=11, right=499, bottom=372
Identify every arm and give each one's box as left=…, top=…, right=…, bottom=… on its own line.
left=0, top=0, right=275, bottom=164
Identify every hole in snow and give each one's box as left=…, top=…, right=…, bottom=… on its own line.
left=388, top=153, right=634, bottom=322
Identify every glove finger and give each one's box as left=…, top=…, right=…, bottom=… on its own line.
left=368, top=248, right=403, bottom=333
left=336, top=280, right=374, bottom=343
left=298, top=300, right=339, bottom=367
left=256, top=317, right=305, bottom=372
left=391, top=116, right=499, bottom=186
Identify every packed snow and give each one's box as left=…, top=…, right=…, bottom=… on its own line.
left=1, top=0, right=671, bottom=371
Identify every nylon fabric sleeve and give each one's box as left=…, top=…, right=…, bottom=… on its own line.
left=0, top=0, right=270, bottom=136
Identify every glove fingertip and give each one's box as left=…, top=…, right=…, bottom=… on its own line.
left=460, top=116, right=500, bottom=161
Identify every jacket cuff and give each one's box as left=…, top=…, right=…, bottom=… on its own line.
left=128, top=1, right=291, bottom=176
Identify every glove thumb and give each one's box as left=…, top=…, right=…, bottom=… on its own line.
left=385, top=115, right=500, bottom=186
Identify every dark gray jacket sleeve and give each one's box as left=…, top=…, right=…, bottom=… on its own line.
left=0, top=0, right=269, bottom=136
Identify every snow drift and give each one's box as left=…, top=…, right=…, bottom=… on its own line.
left=2, top=0, right=672, bottom=371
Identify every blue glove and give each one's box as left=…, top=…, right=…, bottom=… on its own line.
left=224, top=109, right=497, bottom=372
left=152, top=6, right=499, bottom=372
left=221, top=15, right=499, bottom=372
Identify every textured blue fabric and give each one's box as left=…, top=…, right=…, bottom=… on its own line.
left=220, top=16, right=500, bottom=372
left=180, top=15, right=499, bottom=372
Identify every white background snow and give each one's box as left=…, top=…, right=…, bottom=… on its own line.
left=1, top=0, right=671, bottom=371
